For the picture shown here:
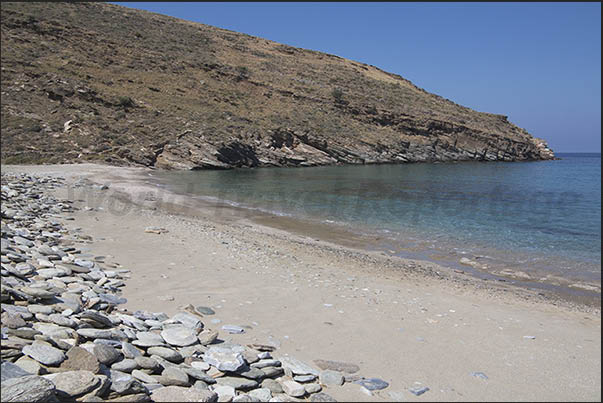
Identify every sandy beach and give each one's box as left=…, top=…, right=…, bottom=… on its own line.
left=2, top=163, right=600, bottom=402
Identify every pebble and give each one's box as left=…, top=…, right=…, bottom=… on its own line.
left=354, top=377, right=389, bottom=391
left=161, top=326, right=199, bottom=347
left=22, top=340, right=66, bottom=366
left=319, top=370, right=344, bottom=386
left=409, top=386, right=430, bottom=396
left=222, top=325, right=245, bottom=334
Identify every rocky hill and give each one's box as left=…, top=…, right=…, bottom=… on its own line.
left=1, top=2, right=555, bottom=169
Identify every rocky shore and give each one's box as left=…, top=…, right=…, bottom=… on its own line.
left=1, top=173, right=392, bottom=402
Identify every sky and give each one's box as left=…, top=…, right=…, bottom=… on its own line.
left=115, top=2, right=601, bottom=153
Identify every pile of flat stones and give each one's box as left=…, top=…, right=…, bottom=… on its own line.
left=1, top=173, right=390, bottom=402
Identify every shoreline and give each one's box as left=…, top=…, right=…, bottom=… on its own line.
left=2, top=163, right=601, bottom=401
left=10, top=162, right=600, bottom=308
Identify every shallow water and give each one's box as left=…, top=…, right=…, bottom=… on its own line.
left=153, top=153, right=601, bottom=291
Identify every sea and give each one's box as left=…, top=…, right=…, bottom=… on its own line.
left=151, top=153, right=601, bottom=299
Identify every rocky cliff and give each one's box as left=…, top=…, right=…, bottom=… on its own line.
left=1, top=2, right=555, bottom=169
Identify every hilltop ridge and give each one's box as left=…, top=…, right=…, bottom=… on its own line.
left=1, top=2, right=555, bottom=168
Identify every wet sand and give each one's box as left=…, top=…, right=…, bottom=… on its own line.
left=2, top=163, right=601, bottom=402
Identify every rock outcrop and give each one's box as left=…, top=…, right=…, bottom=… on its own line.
left=1, top=2, right=554, bottom=168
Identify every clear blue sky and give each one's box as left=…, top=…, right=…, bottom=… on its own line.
left=115, top=2, right=601, bottom=153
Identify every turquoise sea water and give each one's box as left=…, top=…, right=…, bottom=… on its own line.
left=153, top=153, right=601, bottom=290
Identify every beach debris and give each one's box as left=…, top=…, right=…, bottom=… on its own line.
left=523, top=335, right=536, bottom=340
left=144, top=226, right=169, bottom=234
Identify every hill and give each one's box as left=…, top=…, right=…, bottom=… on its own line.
left=0, top=2, right=555, bottom=169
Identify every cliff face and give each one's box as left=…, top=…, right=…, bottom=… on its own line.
left=1, top=2, right=555, bottom=169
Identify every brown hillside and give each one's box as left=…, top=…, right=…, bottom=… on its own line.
left=0, top=2, right=555, bottom=168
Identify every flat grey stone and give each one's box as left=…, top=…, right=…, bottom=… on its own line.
left=212, top=385, right=236, bottom=400
left=161, top=326, right=198, bottom=347
left=319, top=370, right=344, bottom=386
left=181, top=366, right=217, bottom=384
left=248, top=388, right=272, bottom=401
left=471, top=371, right=489, bottom=380
left=313, top=359, right=359, bottom=374
left=222, top=325, right=245, bottom=334
left=261, top=379, right=283, bottom=394
left=294, top=374, right=316, bottom=383
left=23, top=340, right=66, bottom=366
left=1, top=375, right=57, bottom=402
left=216, top=376, right=259, bottom=390
left=196, top=306, right=215, bottom=315
left=111, top=358, right=139, bottom=373
left=260, top=366, right=284, bottom=378
left=172, top=312, right=203, bottom=330
left=251, top=359, right=281, bottom=369
left=121, top=342, right=143, bottom=359
left=147, top=346, right=183, bottom=363
left=281, top=380, right=305, bottom=397
left=1, top=361, right=32, bottom=381
left=160, top=367, right=190, bottom=386
left=305, top=383, right=322, bottom=394
left=203, top=346, right=245, bottom=372
left=93, top=343, right=121, bottom=365
left=14, top=356, right=42, bottom=375
left=76, top=328, right=113, bottom=339
left=279, top=356, right=319, bottom=376
left=198, top=329, right=219, bottom=346
left=133, top=331, right=165, bottom=347
left=134, top=356, right=160, bottom=371
left=409, top=386, right=429, bottom=396
left=131, top=369, right=157, bottom=384
left=151, top=386, right=218, bottom=402
left=43, top=370, right=100, bottom=398
left=354, top=377, right=389, bottom=391
left=310, top=392, right=337, bottom=402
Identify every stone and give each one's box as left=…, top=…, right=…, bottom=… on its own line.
left=236, top=365, right=266, bottom=380
left=248, top=388, right=272, bottom=401
left=44, top=370, right=100, bottom=398
left=151, top=386, right=218, bottom=402
left=191, top=361, right=211, bottom=371
left=222, top=325, right=245, bottom=334
left=279, top=356, right=319, bottom=376
left=181, top=366, right=217, bottom=384
left=216, top=376, right=259, bottom=390
left=131, top=369, right=157, bottom=384
left=14, top=356, right=42, bottom=375
left=147, top=346, right=183, bottom=363
left=172, top=312, right=203, bottom=330
left=319, top=370, right=344, bottom=386
left=134, top=356, right=160, bottom=371
left=251, top=359, right=281, bottom=369
left=93, top=343, right=121, bottom=365
left=198, top=329, right=219, bottom=345
left=48, top=313, right=77, bottom=328
left=77, top=328, right=114, bottom=339
left=110, top=373, right=146, bottom=395
left=133, top=331, right=165, bottom=347
left=260, top=366, right=284, bottom=378
left=98, top=293, right=127, bottom=305
left=313, top=359, right=359, bottom=374
left=471, top=371, right=489, bottom=380
left=23, top=340, right=66, bottom=366
left=310, top=392, right=337, bottom=402
left=305, top=383, right=322, bottom=394
left=161, top=326, right=198, bottom=347
left=121, top=342, right=143, bottom=359
left=281, top=380, right=306, bottom=397
left=212, top=385, right=236, bottom=401
left=1, top=361, right=32, bottom=381
left=160, top=367, right=190, bottom=386
left=409, top=386, right=430, bottom=396
left=294, top=375, right=316, bottom=383
left=261, top=379, right=283, bottom=394
left=354, top=377, right=389, bottom=391
left=80, top=310, right=113, bottom=328
left=1, top=375, right=57, bottom=402
left=204, top=346, right=245, bottom=372
left=112, top=358, right=139, bottom=373
left=196, top=306, right=216, bottom=315
left=1, top=312, right=27, bottom=329
left=60, top=346, right=100, bottom=373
